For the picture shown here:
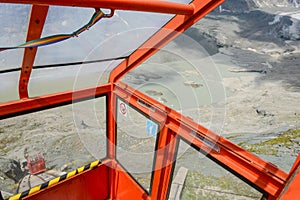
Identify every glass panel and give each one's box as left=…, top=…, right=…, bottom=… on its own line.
left=122, top=32, right=226, bottom=134
left=72, top=97, right=107, bottom=160
left=234, top=129, right=300, bottom=173
left=116, top=97, right=159, bottom=193
left=34, top=7, right=175, bottom=66
left=0, top=97, right=106, bottom=198
left=0, top=71, right=20, bottom=103
left=0, top=4, right=30, bottom=70
left=169, top=139, right=262, bottom=200
left=28, top=59, right=123, bottom=97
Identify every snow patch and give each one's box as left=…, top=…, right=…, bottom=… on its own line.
left=252, top=0, right=300, bottom=8
left=268, top=11, right=300, bottom=40
left=289, top=18, right=300, bottom=40
left=247, top=48, right=258, bottom=52
left=269, top=15, right=282, bottom=25
left=292, top=0, right=299, bottom=8
left=280, top=11, right=300, bottom=20
left=279, top=11, right=300, bottom=40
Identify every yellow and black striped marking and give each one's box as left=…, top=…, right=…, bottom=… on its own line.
left=7, top=160, right=101, bottom=200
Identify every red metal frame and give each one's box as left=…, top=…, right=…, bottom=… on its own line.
left=23, top=159, right=110, bottom=200
left=0, top=0, right=299, bottom=199
left=0, top=84, right=111, bottom=119
left=113, top=82, right=288, bottom=198
left=279, top=154, right=300, bottom=199
left=0, top=0, right=194, bottom=15
left=5, top=82, right=290, bottom=199
left=151, top=127, right=178, bottom=199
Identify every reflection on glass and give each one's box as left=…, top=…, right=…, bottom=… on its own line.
left=122, top=32, right=226, bottom=134
left=29, top=59, right=123, bottom=97
left=0, top=97, right=106, bottom=198
left=170, top=139, right=262, bottom=199
left=0, top=4, right=30, bottom=69
left=116, top=98, right=159, bottom=193
left=34, top=7, right=174, bottom=66
left=0, top=71, right=20, bottom=102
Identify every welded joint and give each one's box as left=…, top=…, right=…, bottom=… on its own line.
left=103, top=9, right=115, bottom=18
left=189, top=2, right=196, bottom=15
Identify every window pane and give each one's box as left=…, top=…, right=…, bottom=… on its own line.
left=169, top=139, right=262, bottom=200
left=0, top=4, right=30, bottom=70
left=0, top=71, right=20, bottom=102
left=116, top=97, right=159, bottom=193
left=34, top=7, right=175, bottom=66
left=28, top=59, right=122, bottom=97
left=122, top=32, right=226, bottom=135
left=0, top=97, right=106, bottom=198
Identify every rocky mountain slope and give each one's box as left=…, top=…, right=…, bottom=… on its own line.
left=220, top=0, right=299, bottom=11
left=202, top=0, right=300, bottom=50
left=182, top=0, right=300, bottom=92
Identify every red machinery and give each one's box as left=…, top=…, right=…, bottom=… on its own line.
left=0, top=0, right=299, bottom=200
left=26, top=153, right=46, bottom=175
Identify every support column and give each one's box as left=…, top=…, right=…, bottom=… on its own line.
left=107, top=85, right=117, bottom=199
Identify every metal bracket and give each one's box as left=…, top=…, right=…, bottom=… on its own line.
left=103, top=9, right=115, bottom=18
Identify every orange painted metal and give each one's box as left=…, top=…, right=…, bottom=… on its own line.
left=107, top=89, right=117, bottom=199
left=24, top=160, right=110, bottom=200
left=151, top=127, right=178, bottom=200
left=113, top=162, right=149, bottom=200
left=279, top=164, right=300, bottom=200
left=0, top=84, right=110, bottom=119
left=0, top=0, right=194, bottom=15
left=113, top=82, right=288, bottom=198
left=19, top=5, right=48, bottom=99
left=278, top=154, right=300, bottom=199
left=107, top=89, right=117, bottom=159
left=109, top=0, right=224, bottom=83
left=150, top=126, right=170, bottom=200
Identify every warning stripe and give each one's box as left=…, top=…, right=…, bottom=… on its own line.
left=7, top=160, right=101, bottom=200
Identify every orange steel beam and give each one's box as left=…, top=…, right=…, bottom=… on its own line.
left=0, top=84, right=110, bottom=119
left=150, top=126, right=170, bottom=200
left=19, top=5, right=48, bottom=99
left=107, top=89, right=117, bottom=159
left=279, top=164, right=300, bottom=200
left=109, top=0, right=224, bottom=83
left=107, top=88, right=117, bottom=199
left=278, top=154, right=300, bottom=199
left=0, top=0, right=194, bottom=15
left=113, top=82, right=288, bottom=198
left=23, top=159, right=111, bottom=200
left=151, top=127, right=178, bottom=200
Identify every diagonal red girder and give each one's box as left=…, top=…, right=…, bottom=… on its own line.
left=109, top=0, right=224, bottom=83
left=18, top=5, right=48, bottom=99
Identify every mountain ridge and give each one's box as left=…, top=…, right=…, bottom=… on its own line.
left=218, top=0, right=300, bottom=13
